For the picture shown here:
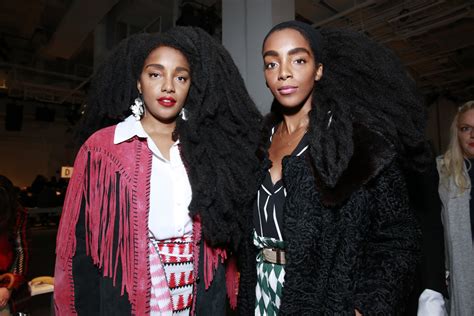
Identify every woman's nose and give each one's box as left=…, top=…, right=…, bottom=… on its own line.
left=278, top=63, right=292, bottom=80
left=161, top=76, right=175, bottom=93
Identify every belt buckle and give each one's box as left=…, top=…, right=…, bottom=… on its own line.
left=262, top=247, right=286, bottom=265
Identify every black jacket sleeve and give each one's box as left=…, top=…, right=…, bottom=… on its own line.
left=354, top=162, right=421, bottom=315
left=408, top=165, right=447, bottom=296
left=403, top=163, right=447, bottom=315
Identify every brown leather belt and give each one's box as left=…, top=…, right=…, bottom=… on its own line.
left=262, top=248, right=286, bottom=265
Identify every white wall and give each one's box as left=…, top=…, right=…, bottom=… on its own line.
left=222, top=0, right=295, bottom=114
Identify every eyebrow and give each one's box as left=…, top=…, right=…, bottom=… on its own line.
left=145, top=64, right=190, bottom=73
left=288, top=47, right=311, bottom=56
left=145, top=64, right=164, bottom=70
left=263, top=47, right=312, bottom=59
left=262, top=50, right=278, bottom=58
left=175, top=66, right=190, bottom=73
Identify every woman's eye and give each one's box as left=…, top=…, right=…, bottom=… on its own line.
left=265, top=62, right=277, bottom=70
left=295, top=58, right=306, bottom=64
left=460, top=126, right=472, bottom=133
left=149, top=72, right=161, bottom=78
left=176, top=76, right=188, bottom=82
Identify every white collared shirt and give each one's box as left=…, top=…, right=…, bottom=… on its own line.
left=114, top=115, right=193, bottom=240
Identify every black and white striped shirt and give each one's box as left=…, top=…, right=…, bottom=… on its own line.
left=253, top=130, right=309, bottom=240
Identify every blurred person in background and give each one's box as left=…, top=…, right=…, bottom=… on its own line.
left=437, top=100, right=474, bottom=315
left=0, top=175, right=28, bottom=316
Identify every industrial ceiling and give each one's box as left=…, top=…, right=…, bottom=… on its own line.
left=0, top=0, right=473, bottom=107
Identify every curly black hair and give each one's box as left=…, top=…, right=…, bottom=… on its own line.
left=77, top=27, right=262, bottom=249
left=160, top=27, right=262, bottom=249
left=76, top=32, right=157, bottom=144
left=262, top=22, right=431, bottom=188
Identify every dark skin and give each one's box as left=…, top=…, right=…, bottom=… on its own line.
left=268, top=109, right=311, bottom=184
left=263, top=28, right=322, bottom=185
left=262, top=28, right=362, bottom=316
left=137, top=46, right=191, bottom=160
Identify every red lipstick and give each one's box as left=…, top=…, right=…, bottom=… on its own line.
left=158, top=96, right=176, bottom=107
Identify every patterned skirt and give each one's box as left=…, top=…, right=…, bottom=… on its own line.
left=149, top=233, right=194, bottom=316
left=254, top=230, right=286, bottom=316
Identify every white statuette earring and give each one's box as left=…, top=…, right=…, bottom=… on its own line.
left=180, top=108, right=188, bottom=121
left=130, top=95, right=144, bottom=121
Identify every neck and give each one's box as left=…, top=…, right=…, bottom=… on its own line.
left=140, top=115, right=176, bottom=137
left=281, top=102, right=311, bottom=134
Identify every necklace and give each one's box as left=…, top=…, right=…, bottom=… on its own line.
left=275, top=124, right=308, bottom=147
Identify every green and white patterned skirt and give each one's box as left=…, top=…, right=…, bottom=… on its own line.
left=254, top=230, right=286, bottom=316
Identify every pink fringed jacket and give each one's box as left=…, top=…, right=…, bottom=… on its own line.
left=54, top=126, right=237, bottom=315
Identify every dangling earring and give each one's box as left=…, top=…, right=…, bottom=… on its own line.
left=180, top=108, right=188, bottom=121
left=130, top=94, right=144, bottom=121
left=326, top=110, right=333, bottom=129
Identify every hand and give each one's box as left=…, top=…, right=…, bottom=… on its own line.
left=0, top=287, right=11, bottom=308
left=355, top=309, right=363, bottom=316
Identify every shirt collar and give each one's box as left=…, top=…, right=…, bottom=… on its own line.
left=114, top=115, right=148, bottom=144
left=113, top=115, right=180, bottom=147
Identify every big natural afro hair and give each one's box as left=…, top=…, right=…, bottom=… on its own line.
left=77, top=27, right=262, bottom=249
left=262, top=23, right=430, bottom=188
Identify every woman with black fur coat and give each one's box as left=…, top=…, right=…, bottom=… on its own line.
left=237, top=21, right=428, bottom=316
left=54, top=27, right=261, bottom=315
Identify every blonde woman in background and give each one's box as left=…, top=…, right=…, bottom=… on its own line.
left=437, top=100, right=474, bottom=316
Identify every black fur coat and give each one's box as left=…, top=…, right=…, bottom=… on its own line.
left=237, top=124, right=420, bottom=316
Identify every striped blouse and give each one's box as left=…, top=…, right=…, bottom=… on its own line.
left=253, top=130, right=309, bottom=240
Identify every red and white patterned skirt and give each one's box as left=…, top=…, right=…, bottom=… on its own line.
left=149, top=232, right=194, bottom=316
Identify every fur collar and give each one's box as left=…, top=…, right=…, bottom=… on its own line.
left=313, top=123, right=395, bottom=207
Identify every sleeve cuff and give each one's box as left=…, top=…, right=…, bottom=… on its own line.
left=417, top=289, right=447, bottom=316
